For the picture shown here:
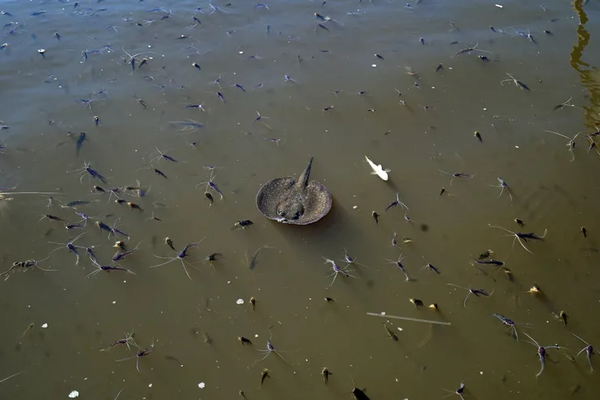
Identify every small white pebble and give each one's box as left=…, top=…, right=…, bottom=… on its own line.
left=148, top=383, right=153, bottom=388
left=112, top=301, right=117, bottom=304
left=68, top=390, right=79, bottom=398
left=41, top=323, right=48, bottom=329
left=353, top=205, right=358, bottom=209
left=198, top=382, right=206, bottom=389
left=236, top=298, right=244, bottom=305
left=239, top=51, right=244, bottom=54
left=495, top=3, right=503, bottom=8
left=371, top=64, right=377, bottom=68
left=515, top=145, right=520, bottom=149
left=380, top=311, right=386, bottom=316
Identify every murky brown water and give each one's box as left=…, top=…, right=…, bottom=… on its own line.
left=2, top=0, right=600, bottom=398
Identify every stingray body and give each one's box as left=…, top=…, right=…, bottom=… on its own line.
left=256, top=157, right=332, bottom=225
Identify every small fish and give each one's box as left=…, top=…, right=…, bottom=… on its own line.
left=372, top=211, right=379, bottom=225
left=410, top=298, right=423, bottom=307
left=66, top=223, right=85, bottom=230
left=428, top=303, right=439, bottom=311
left=385, top=192, right=408, bottom=212
left=154, top=169, right=168, bottom=179
left=66, top=200, right=92, bottom=208
left=527, top=284, right=542, bottom=295
left=22, top=323, right=35, bottom=337
left=515, top=218, right=525, bottom=227
left=324, top=297, right=335, bottom=303
left=234, top=220, right=253, bottom=229
left=260, top=369, right=270, bottom=386
left=238, top=336, right=252, bottom=345
left=439, top=187, right=446, bottom=196
left=374, top=53, right=384, bottom=60
left=192, top=62, right=201, bottom=70
left=581, top=226, right=587, bottom=237
left=127, top=202, right=143, bottom=211
left=384, top=322, right=398, bottom=341
left=478, top=249, right=493, bottom=260
left=517, top=80, right=530, bottom=91
left=164, top=237, right=175, bottom=251
left=365, top=155, right=390, bottom=181
left=249, top=296, right=256, bottom=311
left=41, top=214, right=63, bottom=222
left=205, top=192, right=213, bottom=205
left=321, top=367, right=331, bottom=384
left=474, top=131, right=482, bottom=142
left=479, top=55, right=490, bottom=62
left=475, top=259, right=504, bottom=266
left=436, top=63, right=443, bottom=72
left=559, top=311, right=568, bottom=325
left=503, top=267, right=514, bottom=281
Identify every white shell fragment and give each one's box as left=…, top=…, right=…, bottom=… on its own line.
left=365, top=156, right=390, bottom=181
left=236, top=298, right=244, bottom=305
left=41, top=323, right=48, bottom=329
left=68, top=390, right=79, bottom=398
left=198, top=382, right=206, bottom=389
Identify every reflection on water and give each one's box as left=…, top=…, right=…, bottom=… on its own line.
left=570, top=0, right=600, bottom=127
left=2, top=0, right=600, bottom=399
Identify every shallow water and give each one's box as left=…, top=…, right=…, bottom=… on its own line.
left=1, top=0, right=600, bottom=398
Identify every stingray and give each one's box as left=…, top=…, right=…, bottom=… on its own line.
left=256, top=156, right=332, bottom=225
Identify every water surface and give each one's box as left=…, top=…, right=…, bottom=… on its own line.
left=1, top=0, right=600, bottom=399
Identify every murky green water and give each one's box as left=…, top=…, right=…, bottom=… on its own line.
left=2, top=0, right=600, bottom=398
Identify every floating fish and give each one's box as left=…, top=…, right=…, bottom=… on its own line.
left=365, top=156, right=390, bottom=181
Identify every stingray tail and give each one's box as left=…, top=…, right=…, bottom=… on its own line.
left=298, top=156, right=314, bottom=188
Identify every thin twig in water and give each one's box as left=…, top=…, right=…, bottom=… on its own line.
left=0, top=371, right=25, bottom=384
left=366, top=312, right=451, bottom=325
